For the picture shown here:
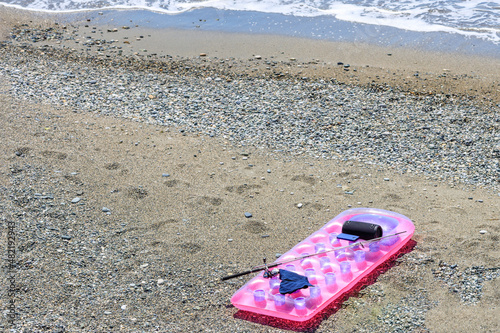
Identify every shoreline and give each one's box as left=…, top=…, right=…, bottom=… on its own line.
left=2, top=5, right=500, bottom=58
left=2, top=7, right=500, bottom=107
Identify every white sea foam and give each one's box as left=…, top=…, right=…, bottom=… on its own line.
left=1, top=0, right=499, bottom=43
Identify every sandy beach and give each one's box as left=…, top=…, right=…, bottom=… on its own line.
left=1, top=6, right=499, bottom=332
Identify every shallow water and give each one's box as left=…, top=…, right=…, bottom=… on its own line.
left=2, top=0, right=500, bottom=45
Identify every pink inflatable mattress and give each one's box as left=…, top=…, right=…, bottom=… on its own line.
left=230, top=208, right=415, bottom=322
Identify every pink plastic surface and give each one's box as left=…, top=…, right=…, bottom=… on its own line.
left=230, top=208, right=415, bottom=322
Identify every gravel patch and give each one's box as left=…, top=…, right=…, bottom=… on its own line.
left=433, top=262, right=500, bottom=304
left=0, top=44, right=498, bottom=194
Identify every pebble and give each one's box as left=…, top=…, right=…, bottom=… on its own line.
left=102, top=207, right=110, bottom=212
left=244, top=212, right=252, bottom=218
left=297, top=203, right=303, bottom=208
left=479, top=230, right=487, bottom=234
left=162, top=173, right=170, bottom=177
left=157, top=279, right=165, bottom=285
left=71, top=197, right=81, bottom=203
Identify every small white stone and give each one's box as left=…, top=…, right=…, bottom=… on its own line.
left=479, top=230, right=487, bottom=234
left=297, top=203, right=303, bottom=208
left=121, top=305, right=127, bottom=310
left=157, top=279, right=165, bottom=285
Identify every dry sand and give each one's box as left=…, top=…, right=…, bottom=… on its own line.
left=0, top=5, right=499, bottom=332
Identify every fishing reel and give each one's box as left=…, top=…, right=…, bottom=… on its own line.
left=262, top=258, right=279, bottom=278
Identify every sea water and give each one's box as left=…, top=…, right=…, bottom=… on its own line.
left=1, top=0, right=499, bottom=53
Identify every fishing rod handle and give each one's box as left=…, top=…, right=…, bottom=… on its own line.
left=221, top=269, right=259, bottom=281
left=220, top=262, right=279, bottom=281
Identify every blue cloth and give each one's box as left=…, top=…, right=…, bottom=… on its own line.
left=278, top=269, right=314, bottom=294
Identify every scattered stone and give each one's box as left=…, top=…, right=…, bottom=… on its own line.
left=479, top=230, right=487, bottom=234
left=71, top=197, right=81, bottom=203
left=297, top=203, right=303, bottom=208
left=102, top=207, right=110, bottom=212
left=244, top=212, right=252, bottom=218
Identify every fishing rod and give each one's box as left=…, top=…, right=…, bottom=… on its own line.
left=220, top=231, right=406, bottom=281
